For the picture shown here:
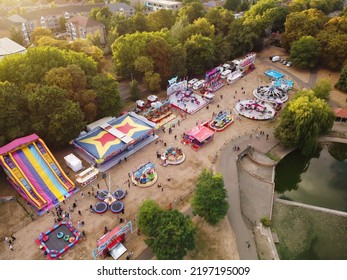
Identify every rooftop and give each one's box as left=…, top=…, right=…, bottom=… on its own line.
left=334, top=108, right=347, bottom=119
left=145, top=0, right=182, bottom=5
left=0, top=37, right=26, bottom=59
left=67, top=15, right=105, bottom=28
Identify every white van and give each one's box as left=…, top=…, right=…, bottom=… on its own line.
left=272, top=56, right=280, bottom=62
left=193, top=80, right=205, bottom=91
left=222, top=63, right=231, bottom=70
left=221, top=69, right=232, bottom=79
left=188, top=78, right=198, bottom=88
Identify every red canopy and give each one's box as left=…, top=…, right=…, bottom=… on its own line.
left=186, top=125, right=214, bottom=143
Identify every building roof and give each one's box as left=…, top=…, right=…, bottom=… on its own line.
left=67, top=15, right=105, bottom=28
left=7, top=14, right=28, bottom=23
left=145, top=0, right=182, bottom=5
left=204, top=1, right=217, bottom=8
left=334, top=108, right=347, bottom=119
left=21, top=3, right=104, bottom=21
left=186, top=125, right=214, bottom=143
left=106, top=3, right=134, bottom=12
left=0, top=37, right=26, bottom=59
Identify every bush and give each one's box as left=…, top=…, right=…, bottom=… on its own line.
left=261, top=217, right=272, bottom=227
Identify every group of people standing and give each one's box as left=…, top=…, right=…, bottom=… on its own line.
left=4, top=235, right=16, bottom=251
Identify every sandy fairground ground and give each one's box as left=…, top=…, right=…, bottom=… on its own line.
left=0, top=46, right=345, bottom=260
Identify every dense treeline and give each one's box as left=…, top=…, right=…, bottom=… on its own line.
left=0, top=43, right=121, bottom=147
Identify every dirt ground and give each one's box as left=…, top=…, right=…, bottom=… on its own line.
left=0, top=46, right=345, bottom=260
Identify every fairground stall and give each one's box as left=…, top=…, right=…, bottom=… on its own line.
left=183, top=124, right=215, bottom=151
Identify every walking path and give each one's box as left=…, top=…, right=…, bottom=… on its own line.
left=217, top=128, right=278, bottom=259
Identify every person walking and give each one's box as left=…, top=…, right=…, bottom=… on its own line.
left=9, top=244, right=13, bottom=251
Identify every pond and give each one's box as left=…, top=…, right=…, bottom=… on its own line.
left=275, top=143, right=347, bottom=212
left=273, top=143, right=347, bottom=260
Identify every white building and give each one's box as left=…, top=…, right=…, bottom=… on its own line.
left=143, top=0, right=182, bottom=11
left=0, top=37, right=26, bottom=60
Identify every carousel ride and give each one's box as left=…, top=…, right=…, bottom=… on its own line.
left=253, top=83, right=288, bottom=105
left=235, top=99, right=276, bottom=120
left=131, top=162, right=158, bottom=187
left=208, top=110, right=234, bottom=132
left=159, top=147, right=185, bottom=166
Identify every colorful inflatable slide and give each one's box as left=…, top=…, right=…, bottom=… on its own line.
left=0, top=134, right=76, bottom=215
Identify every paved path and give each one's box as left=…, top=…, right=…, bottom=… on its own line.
left=217, top=128, right=278, bottom=260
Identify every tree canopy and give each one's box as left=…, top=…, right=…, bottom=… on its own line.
left=138, top=200, right=196, bottom=260
left=192, top=169, right=229, bottom=225
left=289, top=36, right=321, bottom=69
left=274, top=90, right=335, bottom=155
left=282, top=9, right=327, bottom=50
left=312, top=78, right=332, bottom=100
left=335, top=65, right=347, bottom=92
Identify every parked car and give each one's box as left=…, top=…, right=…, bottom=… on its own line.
left=286, top=62, right=292, bottom=67
left=282, top=60, right=287, bottom=65
left=272, top=56, right=280, bottom=62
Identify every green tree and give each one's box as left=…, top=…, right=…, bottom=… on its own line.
left=192, top=169, right=229, bottom=225
left=312, top=78, right=332, bottom=100
left=205, top=7, right=234, bottom=36
left=30, top=27, right=53, bottom=45
left=170, top=16, right=190, bottom=42
left=181, top=17, right=215, bottom=42
left=184, top=34, right=215, bottom=75
left=134, top=56, right=154, bottom=75
left=36, top=36, right=70, bottom=49
left=335, top=65, right=347, bottom=92
left=9, top=26, right=25, bottom=46
left=169, top=44, right=187, bottom=78
left=87, top=30, right=102, bottom=48
left=0, top=82, right=29, bottom=146
left=91, top=73, right=121, bottom=118
left=45, top=66, right=73, bottom=91
left=28, top=86, right=85, bottom=147
left=147, top=9, right=176, bottom=31
left=137, top=200, right=163, bottom=236
left=342, top=5, right=347, bottom=17
left=129, top=78, right=140, bottom=101
left=112, top=32, right=150, bottom=77
left=90, top=6, right=114, bottom=30
left=214, top=35, right=232, bottom=65
left=144, top=71, right=161, bottom=92
left=282, top=9, right=327, bottom=50
left=83, top=102, right=97, bottom=123
left=224, top=0, right=241, bottom=11
left=146, top=36, right=171, bottom=79
left=138, top=200, right=195, bottom=260
left=146, top=209, right=196, bottom=260
left=59, top=16, right=66, bottom=30
left=289, top=36, right=321, bottom=69
left=274, top=90, right=335, bottom=156
left=178, top=2, right=206, bottom=24
left=132, top=12, right=148, bottom=32
left=262, top=6, right=290, bottom=33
